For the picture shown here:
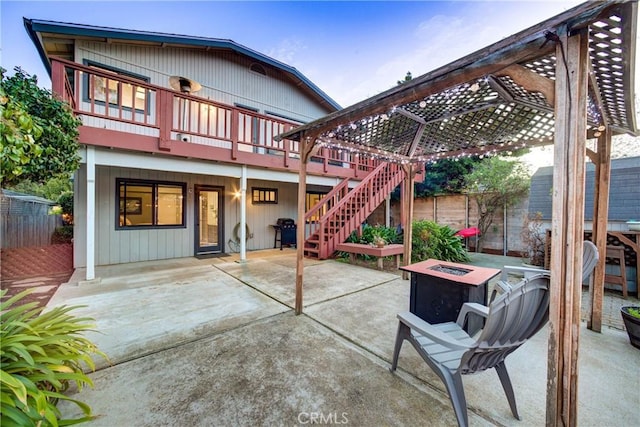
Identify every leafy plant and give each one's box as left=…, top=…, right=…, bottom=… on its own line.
left=56, top=192, right=74, bottom=225
left=1, top=289, right=107, bottom=426
left=1, top=67, right=81, bottom=187
left=347, top=224, right=399, bottom=246
left=341, top=225, right=399, bottom=259
left=416, top=157, right=482, bottom=197
left=624, top=306, right=640, bottom=319
left=411, top=220, right=469, bottom=263
left=7, top=177, right=72, bottom=202
left=464, top=156, right=530, bottom=252
left=521, top=212, right=546, bottom=267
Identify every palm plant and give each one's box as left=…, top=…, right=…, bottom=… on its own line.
left=1, top=289, right=107, bottom=426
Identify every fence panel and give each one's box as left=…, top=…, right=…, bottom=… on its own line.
left=1, top=214, right=62, bottom=249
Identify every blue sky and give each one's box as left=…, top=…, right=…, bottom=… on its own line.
left=1, top=0, right=582, bottom=107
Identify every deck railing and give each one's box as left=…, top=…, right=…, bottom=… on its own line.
left=50, top=58, right=381, bottom=175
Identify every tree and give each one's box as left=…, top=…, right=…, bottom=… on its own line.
left=464, top=156, right=530, bottom=251
left=416, top=157, right=482, bottom=196
left=0, top=67, right=81, bottom=187
left=0, top=82, right=43, bottom=185
left=397, top=71, right=412, bottom=85
left=7, top=176, right=72, bottom=201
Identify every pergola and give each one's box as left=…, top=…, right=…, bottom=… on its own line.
left=279, top=1, right=637, bottom=425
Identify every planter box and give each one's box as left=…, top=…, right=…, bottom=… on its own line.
left=621, top=306, right=640, bottom=349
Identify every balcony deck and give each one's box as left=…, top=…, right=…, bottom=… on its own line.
left=51, top=58, right=381, bottom=180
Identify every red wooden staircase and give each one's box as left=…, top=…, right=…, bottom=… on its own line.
left=303, top=162, right=405, bottom=259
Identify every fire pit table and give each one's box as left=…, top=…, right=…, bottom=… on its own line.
left=400, top=259, right=500, bottom=335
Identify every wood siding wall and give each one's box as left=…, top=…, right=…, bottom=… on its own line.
left=73, top=165, right=313, bottom=267
left=76, top=41, right=331, bottom=125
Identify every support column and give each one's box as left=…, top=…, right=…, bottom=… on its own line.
left=385, top=196, right=391, bottom=228
left=86, top=146, right=96, bottom=281
left=240, top=165, right=247, bottom=262
left=588, top=129, right=611, bottom=332
left=295, top=135, right=317, bottom=315
left=546, top=30, right=589, bottom=427
left=401, top=164, right=415, bottom=280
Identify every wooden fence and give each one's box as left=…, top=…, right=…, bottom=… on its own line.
left=369, top=194, right=530, bottom=256
left=1, top=215, right=61, bottom=248
left=1, top=197, right=63, bottom=249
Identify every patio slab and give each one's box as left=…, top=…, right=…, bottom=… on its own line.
left=59, top=313, right=493, bottom=426
left=215, top=254, right=398, bottom=308
left=48, top=252, right=639, bottom=425
left=49, top=260, right=289, bottom=369
left=306, top=277, right=639, bottom=426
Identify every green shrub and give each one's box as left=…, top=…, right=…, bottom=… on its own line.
left=56, top=192, right=73, bottom=217
left=346, top=224, right=399, bottom=245
left=51, top=225, right=73, bottom=244
left=1, top=289, right=107, bottom=426
left=411, top=220, right=469, bottom=263
left=56, top=192, right=74, bottom=225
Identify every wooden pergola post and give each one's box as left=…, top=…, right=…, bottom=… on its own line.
left=401, top=164, right=415, bottom=280
left=587, top=129, right=612, bottom=332
left=546, top=29, right=589, bottom=427
left=295, top=134, right=319, bottom=315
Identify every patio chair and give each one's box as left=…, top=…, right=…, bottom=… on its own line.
left=390, top=273, right=551, bottom=427
left=493, top=240, right=598, bottom=299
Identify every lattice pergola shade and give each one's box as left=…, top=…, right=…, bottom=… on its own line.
left=280, top=1, right=637, bottom=164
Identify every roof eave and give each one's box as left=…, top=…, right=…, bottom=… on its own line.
left=23, top=18, right=341, bottom=111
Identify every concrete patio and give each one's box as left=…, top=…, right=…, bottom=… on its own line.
left=51, top=250, right=639, bottom=426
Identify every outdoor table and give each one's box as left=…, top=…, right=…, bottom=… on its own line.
left=400, top=259, right=500, bottom=335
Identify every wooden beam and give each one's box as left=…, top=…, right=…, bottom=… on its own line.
left=396, top=108, right=427, bottom=125
left=279, top=40, right=557, bottom=141
left=585, top=148, right=598, bottom=164
left=588, top=128, right=612, bottom=332
left=401, top=164, right=416, bottom=280
left=546, top=29, right=589, bottom=427
left=495, top=64, right=555, bottom=106
left=294, top=134, right=319, bottom=315
left=406, top=124, right=427, bottom=158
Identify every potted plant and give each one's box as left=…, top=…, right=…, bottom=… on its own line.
left=372, top=233, right=387, bottom=248
left=620, top=306, right=640, bottom=349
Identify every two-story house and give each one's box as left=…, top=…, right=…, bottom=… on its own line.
left=25, top=19, right=406, bottom=280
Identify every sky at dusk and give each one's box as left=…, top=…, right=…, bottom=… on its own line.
left=2, top=0, right=584, bottom=108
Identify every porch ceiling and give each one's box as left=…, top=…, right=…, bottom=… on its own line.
left=278, top=0, right=637, bottom=164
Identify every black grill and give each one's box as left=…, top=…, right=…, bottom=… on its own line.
left=273, top=218, right=296, bottom=249
left=276, top=218, right=295, bottom=226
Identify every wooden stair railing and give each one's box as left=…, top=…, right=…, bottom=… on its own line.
left=303, top=162, right=404, bottom=259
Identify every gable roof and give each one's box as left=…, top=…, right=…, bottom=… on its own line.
left=23, top=18, right=341, bottom=112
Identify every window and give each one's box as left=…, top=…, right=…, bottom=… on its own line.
left=306, top=191, right=327, bottom=222
left=117, top=179, right=186, bottom=228
left=84, top=60, right=149, bottom=111
left=252, top=187, right=278, bottom=204
left=250, top=63, right=266, bottom=76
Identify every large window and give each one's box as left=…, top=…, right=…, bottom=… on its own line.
left=84, top=60, right=149, bottom=111
left=306, top=191, right=327, bottom=222
left=117, top=179, right=186, bottom=229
